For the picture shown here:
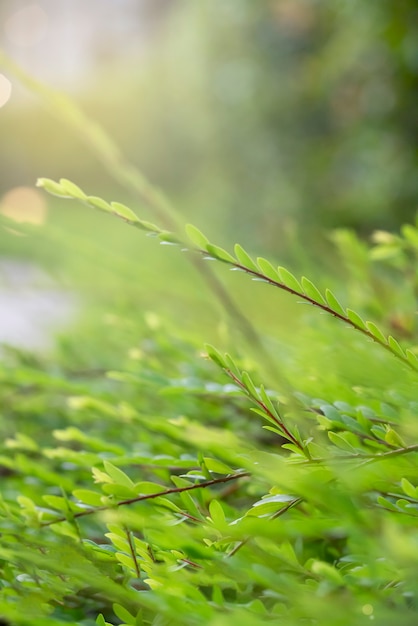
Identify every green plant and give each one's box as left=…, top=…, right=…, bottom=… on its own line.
left=0, top=176, right=416, bottom=624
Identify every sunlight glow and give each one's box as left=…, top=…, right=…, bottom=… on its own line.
left=0, top=187, right=48, bottom=225
left=0, top=74, right=12, bottom=108
left=5, top=4, right=48, bottom=47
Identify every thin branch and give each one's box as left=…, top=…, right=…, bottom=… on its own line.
left=227, top=497, right=303, bottom=558
left=271, top=497, right=303, bottom=519
left=125, top=527, right=141, bottom=578
left=356, top=444, right=418, bottom=466
left=225, top=369, right=305, bottom=453
left=41, top=472, right=250, bottom=527
left=296, top=443, right=418, bottom=466
left=227, top=260, right=416, bottom=372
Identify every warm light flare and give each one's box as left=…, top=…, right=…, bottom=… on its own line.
left=0, top=74, right=12, bottom=108
left=4, top=4, right=48, bottom=47
left=0, top=187, right=48, bottom=225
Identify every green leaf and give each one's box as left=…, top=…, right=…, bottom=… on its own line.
left=401, top=478, right=418, bottom=499
left=42, top=495, right=73, bottom=513
left=301, top=276, right=326, bottom=304
left=36, top=177, right=69, bottom=197
left=103, top=461, right=134, bottom=488
left=405, top=349, right=418, bottom=368
left=328, top=431, right=357, bottom=452
left=203, top=458, right=234, bottom=474
left=209, top=499, right=226, bottom=527
left=365, top=321, right=387, bottom=343
left=377, top=495, right=399, bottom=512
left=115, top=552, right=137, bottom=571
left=234, top=243, right=259, bottom=272
left=325, top=289, right=345, bottom=316
left=59, top=178, right=87, bottom=200
left=73, top=489, right=104, bottom=507
left=212, top=585, right=224, bottom=606
left=310, top=560, right=345, bottom=586
left=134, top=482, right=166, bottom=495
left=204, top=344, right=226, bottom=368
left=257, top=257, right=279, bottom=282
left=86, top=195, right=113, bottom=212
left=110, top=202, right=140, bottom=223
left=346, top=308, right=367, bottom=331
left=384, top=427, right=406, bottom=447
left=206, top=244, right=236, bottom=263
left=250, top=494, right=295, bottom=517
left=401, top=223, right=418, bottom=248
left=158, top=231, right=181, bottom=244
left=224, top=352, right=240, bottom=375
left=185, top=224, right=210, bottom=250
left=277, top=267, right=302, bottom=292
left=387, top=335, right=405, bottom=358
left=105, top=533, right=129, bottom=552
left=138, top=219, right=160, bottom=233
left=101, top=483, right=137, bottom=498
left=241, top=371, right=259, bottom=399
left=251, top=407, right=282, bottom=428
left=259, top=385, right=280, bottom=419
left=178, top=490, right=201, bottom=519
left=113, top=603, right=136, bottom=625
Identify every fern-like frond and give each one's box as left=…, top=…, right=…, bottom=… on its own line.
left=37, top=178, right=418, bottom=373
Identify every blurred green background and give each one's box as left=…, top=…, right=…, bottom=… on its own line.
left=0, top=0, right=417, bottom=365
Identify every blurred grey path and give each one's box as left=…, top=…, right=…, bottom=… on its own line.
left=0, top=259, right=77, bottom=351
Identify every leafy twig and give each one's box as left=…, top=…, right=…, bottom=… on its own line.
left=36, top=178, right=418, bottom=374
left=41, top=472, right=250, bottom=527
left=0, top=52, right=278, bottom=376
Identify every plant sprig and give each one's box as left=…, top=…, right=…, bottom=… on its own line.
left=37, top=177, right=418, bottom=373
left=204, top=344, right=309, bottom=457
left=40, top=471, right=250, bottom=527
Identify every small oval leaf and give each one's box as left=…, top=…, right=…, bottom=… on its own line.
left=134, top=482, right=166, bottom=496
left=59, top=178, right=87, bottom=200
left=387, top=335, right=405, bottom=358
left=209, top=499, right=226, bottom=527
left=257, top=257, right=279, bottom=282
left=185, top=224, right=210, bottom=250
left=241, top=371, right=259, bottom=399
left=87, top=196, right=113, bottom=212
left=110, top=202, right=140, bottom=222
left=158, top=231, right=181, bottom=244
left=103, top=461, right=134, bottom=488
left=301, top=276, right=326, bottom=305
left=405, top=349, right=418, bottom=369
left=365, top=321, right=387, bottom=343
left=346, top=308, right=367, bottom=331
left=401, top=478, right=418, bottom=499
left=113, top=604, right=136, bottom=626
left=206, top=244, right=236, bottom=263
left=204, top=344, right=226, bottom=369
left=277, top=267, right=302, bottom=293
left=203, top=457, right=233, bottom=474
left=234, top=244, right=258, bottom=272
left=36, top=178, right=69, bottom=198
left=73, top=489, right=104, bottom=507
left=325, top=289, right=345, bottom=316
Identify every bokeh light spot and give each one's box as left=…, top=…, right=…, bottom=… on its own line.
left=0, top=74, right=12, bottom=108
left=362, top=604, right=374, bottom=616
left=5, top=4, right=48, bottom=47
left=0, top=187, right=48, bottom=225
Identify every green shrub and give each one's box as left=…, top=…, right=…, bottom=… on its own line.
left=0, top=171, right=416, bottom=625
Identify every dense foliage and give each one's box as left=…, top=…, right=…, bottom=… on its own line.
left=1, top=3, right=417, bottom=623
left=0, top=174, right=416, bottom=624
